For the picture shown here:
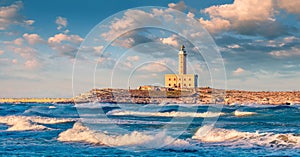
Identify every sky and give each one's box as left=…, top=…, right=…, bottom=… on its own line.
left=0, top=0, right=300, bottom=98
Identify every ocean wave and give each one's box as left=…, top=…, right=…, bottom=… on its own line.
left=0, top=116, right=75, bottom=131
left=74, top=103, right=118, bottom=109
left=233, top=110, right=257, bottom=117
left=192, top=125, right=300, bottom=148
left=58, top=122, right=192, bottom=150
left=107, top=110, right=225, bottom=118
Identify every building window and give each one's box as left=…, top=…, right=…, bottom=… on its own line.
left=184, top=78, right=186, bottom=81
left=189, top=84, right=191, bottom=86
left=169, top=78, right=171, bottom=81
left=174, top=78, right=176, bottom=81
left=184, top=84, right=186, bottom=87
left=168, top=84, right=171, bottom=86
left=179, top=78, right=181, bottom=81
left=189, top=78, right=191, bottom=81
left=178, top=83, right=181, bottom=87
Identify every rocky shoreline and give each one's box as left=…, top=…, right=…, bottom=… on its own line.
left=1, top=87, right=300, bottom=105
left=72, top=88, right=300, bottom=105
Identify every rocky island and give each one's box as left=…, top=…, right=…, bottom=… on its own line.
left=1, top=87, right=299, bottom=105
left=72, top=87, right=300, bottom=105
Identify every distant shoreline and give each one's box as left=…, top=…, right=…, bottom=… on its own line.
left=1, top=87, right=299, bottom=105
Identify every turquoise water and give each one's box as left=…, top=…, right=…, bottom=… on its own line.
left=0, top=103, right=300, bottom=156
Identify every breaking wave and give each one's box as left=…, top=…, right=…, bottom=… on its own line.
left=107, top=110, right=224, bottom=118
left=233, top=110, right=257, bottom=117
left=0, top=116, right=75, bottom=131
left=192, top=125, right=300, bottom=148
left=58, top=122, right=193, bottom=150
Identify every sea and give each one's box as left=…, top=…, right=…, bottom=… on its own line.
left=0, top=102, right=300, bottom=156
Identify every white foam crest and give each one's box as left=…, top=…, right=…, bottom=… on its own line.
left=48, top=106, right=56, bottom=109
left=107, top=110, right=224, bottom=117
left=0, top=116, right=75, bottom=131
left=58, top=122, right=191, bottom=150
left=75, top=103, right=117, bottom=109
left=192, top=126, right=300, bottom=148
left=234, top=110, right=257, bottom=117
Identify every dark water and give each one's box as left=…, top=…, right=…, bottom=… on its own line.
left=0, top=103, right=300, bottom=156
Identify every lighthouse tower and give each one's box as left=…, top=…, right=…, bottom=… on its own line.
left=178, top=45, right=187, bottom=74
left=164, top=45, right=198, bottom=89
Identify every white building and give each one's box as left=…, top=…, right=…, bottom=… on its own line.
left=165, top=45, right=198, bottom=89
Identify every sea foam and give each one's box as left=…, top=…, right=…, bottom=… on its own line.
left=192, top=125, right=300, bottom=148
left=107, top=110, right=224, bottom=118
left=58, top=122, right=192, bottom=150
left=0, top=116, right=75, bottom=131
left=233, top=110, right=257, bottom=117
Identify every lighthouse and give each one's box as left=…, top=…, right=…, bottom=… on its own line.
left=179, top=45, right=187, bottom=74
left=165, top=45, right=198, bottom=89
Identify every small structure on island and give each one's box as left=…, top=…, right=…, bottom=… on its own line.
left=165, top=45, right=198, bottom=89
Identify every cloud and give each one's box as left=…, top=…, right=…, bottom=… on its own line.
left=233, top=67, right=245, bottom=74
left=7, top=46, right=36, bottom=59
left=55, top=16, right=68, bottom=30
left=138, top=63, right=168, bottom=72
left=93, top=46, right=104, bottom=53
left=187, top=12, right=195, bottom=18
left=227, top=44, right=240, bottom=49
left=199, top=17, right=231, bottom=34
left=199, top=0, right=290, bottom=38
left=12, top=59, right=18, bottom=64
left=24, top=59, right=39, bottom=69
left=127, top=55, right=140, bottom=62
left=4, top=37, right=24, bottom=46
left=48, top=33, right=83, bottom=58
left=168, top=1, right=187, bottom=11
left=48, top=33, right=82, bottom=44
left=277, top=0, right=300, bottom=14
left=23, top=33, right=44, bottom=45
left=0, top=1, right=34, bottom=30
left=101, top=9, right=160, bottom=42
left=160, top=34, right=179, bottom=47
left=97, top=57, right=116, bottom=68
left=6, top=45, right=41, bottom=69
left=269, top=47, right=300, bottom=57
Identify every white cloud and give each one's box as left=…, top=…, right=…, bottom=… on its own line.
left=5, top=38, right=24, bottom=46
left=6, top=45, right=41, bottom=70
left=138, top=63, right=168, bottom=72
left=24, top=59, right=39, bottom=69
left=55, top=16, right=68, bottom=30
left=160, top=34, right=179, bottom=47
left=23, top=33, right=44, bottom=45
left=8, top=46, right=36, bottom=59
left=97, top=57, right=116, bottom=68
left=227, top=44, right=240, bottom=49
left=233, top=67, right=245, bottom=74
left=200, top=0, right=276, bottom=35
left=168, top=1, right=187, bottom=11
left=187, top=12, right=195, bottom=18
left=269, top=47, right=300, bottom=57
left=101, top=9, right=158, bottom=42
left=48, top=33, right=83, bottom=44
left=0, top=1, right=34, bottom=30
left=25, top=20, right=35, bottom=25
left=127, top=55, right=140, bottom=62
left=283, top=36, right=297, bottom=43
left=277, top=0, right=300, bottom=14
left=12, top=59, right=18, bottom=64
left=48, top=33, right=83, bottom=57
left=199, top=17, right=231, bottom=34
left=93, top=46, right=104, bottom=53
